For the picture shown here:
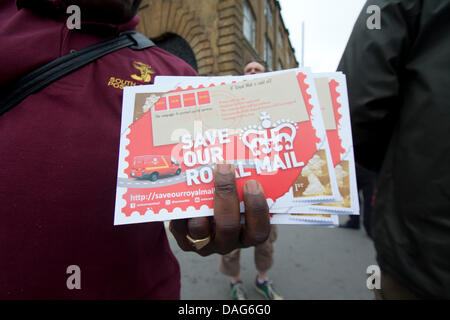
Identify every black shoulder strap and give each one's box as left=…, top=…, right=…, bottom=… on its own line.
left=0, top=31, right=155, bottom=116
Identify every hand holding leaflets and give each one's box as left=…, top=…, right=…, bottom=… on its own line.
left=170, top=164, right=271, bottom=256
left=114, top=68, right=359, bottom=231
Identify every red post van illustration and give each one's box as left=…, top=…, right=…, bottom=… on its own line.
left=131, top=155, right=182, bottom=181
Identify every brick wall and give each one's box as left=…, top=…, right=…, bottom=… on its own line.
left=137, top=0, right=298, bottom=76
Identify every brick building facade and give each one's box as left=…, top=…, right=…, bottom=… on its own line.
left=137, top=0, right=299, bottom=76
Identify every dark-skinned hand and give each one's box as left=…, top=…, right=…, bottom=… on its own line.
left=170, top=163, right=271, bottom=256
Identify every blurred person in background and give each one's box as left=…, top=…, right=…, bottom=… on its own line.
left=218, top=60, right=284, bottom=301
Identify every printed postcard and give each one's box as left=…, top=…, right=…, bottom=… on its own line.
left=114, top=69, right=340, bottom=225
left=271, top=72, right=360, bottom=217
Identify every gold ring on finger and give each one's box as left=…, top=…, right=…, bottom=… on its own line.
left=186, top=234, right=211, bottom=250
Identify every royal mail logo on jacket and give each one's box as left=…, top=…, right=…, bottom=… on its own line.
left=108, top=61, right=155, bottom=89
left=131, top=61, right=155, bottom=83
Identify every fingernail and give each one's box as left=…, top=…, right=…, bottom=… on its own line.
left=245, top=180, right=261, bottom=195
left=215, top=163, right=233, bottom=175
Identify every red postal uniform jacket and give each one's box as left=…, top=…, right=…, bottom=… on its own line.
left=0, top=1, right=197, bottom=299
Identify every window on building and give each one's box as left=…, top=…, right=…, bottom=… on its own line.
left=286, top=52, right=290, bottom=66
left=265, top=36, right=273, bottom=71
left=265, top=0, right=272, bottom=26
left=278, top=30, right=283, bottom=50
left=278, top=60, right=283, bottom=71
left=243, top=1, right=256, bottom=48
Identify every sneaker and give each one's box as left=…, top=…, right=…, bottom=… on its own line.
left=230, top=281, right=248, bottom=300
left=255, top=277, right=284, bottom=300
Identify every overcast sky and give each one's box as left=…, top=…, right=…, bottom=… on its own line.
left=278, top=0, right=367, bottom=72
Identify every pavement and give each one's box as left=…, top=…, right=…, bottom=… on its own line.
left=166, top=215, right=377, bottom=300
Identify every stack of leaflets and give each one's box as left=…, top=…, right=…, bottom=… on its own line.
left=114, top=68, right=359, bottom=227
